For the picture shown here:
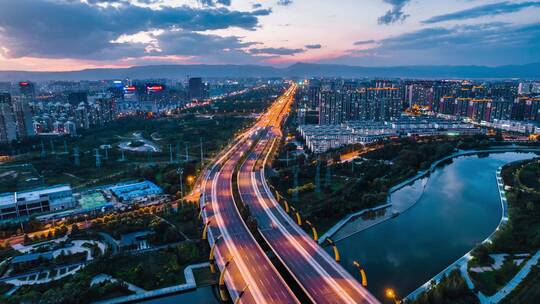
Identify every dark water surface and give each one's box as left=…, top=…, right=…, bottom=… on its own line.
left=332, top=152, right=537, bottom=301
left=138, top=286, right=220, bottom=304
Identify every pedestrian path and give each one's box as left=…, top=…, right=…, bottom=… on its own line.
left=93, top=262, right=210, bottom=304
left=478, top=249, right=540, bottom=304
left=91, top=274, right=147, bottom=294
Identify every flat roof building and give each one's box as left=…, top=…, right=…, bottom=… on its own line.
left=0, top=185, right=75, bottom=220
left=299, top=115, right=483, bottom=153
left=108, top=180, right=162, bottom=202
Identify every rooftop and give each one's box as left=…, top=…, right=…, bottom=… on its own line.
left=0, top=184, right=72, bottom=207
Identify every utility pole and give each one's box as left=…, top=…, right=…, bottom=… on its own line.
left=324, top=161, right=331, bottom=189
left=50, top=139, right=55, bottom=154
left=94, top=148, right=101, bottom=168
left=177, top=168, right=184, bottom=198
left=73, top=147, right=80, bottom=167
left=293, top=165, right=299, bottom=203
left=315, top=158, right=321, bottom=194
left=119, top=149, right=126, bottom=162
left=40, top=140, right=46, bottom=158
left=200, top=137, right=204, bottom=167
left=14, top=193, right=25, bottom=235
left=176, top=141, right=181, bottom=163
left=147, top=150, right=153, bottom=164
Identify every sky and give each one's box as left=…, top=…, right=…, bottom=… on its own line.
left=0, top=0, right=539, bottom=71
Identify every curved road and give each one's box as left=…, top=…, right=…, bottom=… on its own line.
left=202, top=83, right=379, bottom=303
left=237, top=85, right=379, bottom=303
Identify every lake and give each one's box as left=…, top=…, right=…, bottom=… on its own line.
left=332, top=152, right=538, bottom=301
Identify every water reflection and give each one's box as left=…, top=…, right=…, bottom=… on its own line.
left=333, top=152, right=537, bottom=301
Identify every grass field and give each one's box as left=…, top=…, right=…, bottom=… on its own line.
left=2, top=114, right=253, bottom=191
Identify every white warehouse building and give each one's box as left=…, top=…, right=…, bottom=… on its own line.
left=0, top=185, right=76, bottom=220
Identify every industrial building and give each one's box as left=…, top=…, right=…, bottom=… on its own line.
left=0, top=185, right=76, bottom=220
left=108, top=180, right=162, bottom=202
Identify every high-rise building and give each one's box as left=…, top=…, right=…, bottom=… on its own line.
left=188, top=77, right=203, bottom=100
left=405, top=82, right=433, bottom=109
left=68, top=91, right=88, bottom=106
left=362, top=87, right=402, bottom=121
left=318, top=87, right=402, bottom=125
left=64, top=121, right=77, bottom=136
left=141, top=84, right=167, bottom=113
left=96, top=97, right=116, bottom=125
left=489, top=98, right=513, bottom=121
left=18, top=81, right=36, bottom=99
left=468, top=99, right=492, bottom=122
left=75, top=106, right=90, bottom=130
left=307, top=80, right=321, bottom=109
left=12, top=96, right=35, bottom=139
left=0, top=82, right=11, bottom=94
left=319, top=90, right=345, bottom=125
left=0, top=93, right=17, bottom=143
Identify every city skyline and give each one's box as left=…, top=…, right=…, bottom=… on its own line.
left=0, top=0, right=539, bottom=71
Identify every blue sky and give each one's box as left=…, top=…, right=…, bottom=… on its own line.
left=0, top=0, right=538, bottom=71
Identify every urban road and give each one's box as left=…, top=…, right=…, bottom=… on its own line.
left=201, top=83, right=379, bottom=304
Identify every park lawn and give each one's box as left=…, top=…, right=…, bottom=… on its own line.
left=3, top=272, right=133, bottom=304
left=93, top=250, right=187, bottom=290
left=5, top=114, right=254, bottom=190
left=501, top=265, right=540, bottom=304
left=164, top=215, right=200, bottom=240
left=0, top=282, right=13, bottom=295
left=469, top=258, right=523, bottom=296
left=192, top=266, right=218, bottom=286
left=411, top=269, right=480, bottom=304
left=517, top=160, right=540, bottom=190
left=162, top=204, right=201, bottom=240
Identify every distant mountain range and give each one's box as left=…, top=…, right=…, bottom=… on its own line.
left=1, top=62, right=539, bottom=81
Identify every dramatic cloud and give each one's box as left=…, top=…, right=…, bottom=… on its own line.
left=199, top=0, right=232, bottom=7
left=249, top=47, right=305, bottom=55
left=0, top=0, right=270, bottom=59
left=156, top=30, right=255, bottom=56
left=305, top=44, right=322, bottom=49
left=423, top=1, right=540, bottom=24
left=335, top=22, right=540, bottom=65
left=378, top=0, right=411, bottom=25
left=277, top=0, right=293, bottom=6
left=353, top=40, right=376, bottom=45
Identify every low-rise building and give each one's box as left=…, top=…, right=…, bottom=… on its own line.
left=108, top=180, right=162, bottom=202
left=0, top=185, right=75, bottom=220
left=299, top=116, right=483, bottom=153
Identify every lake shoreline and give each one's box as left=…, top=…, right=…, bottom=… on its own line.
left=319, top=146, right=540, bottom=245
left=403, top=163, right=513, bottom=301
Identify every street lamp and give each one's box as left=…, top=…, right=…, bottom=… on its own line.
left=177, top=168, right=184, bottom=199
left=385, top=288, right=401, bottom=304
left=219, top=256, right=234, bottom=302
left=326, top=238, right=340, bottom=263
left=235, top=284, right=249, bottom=304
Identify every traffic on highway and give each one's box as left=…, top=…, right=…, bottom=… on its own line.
left=200, top=83, right=379, bottom=303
